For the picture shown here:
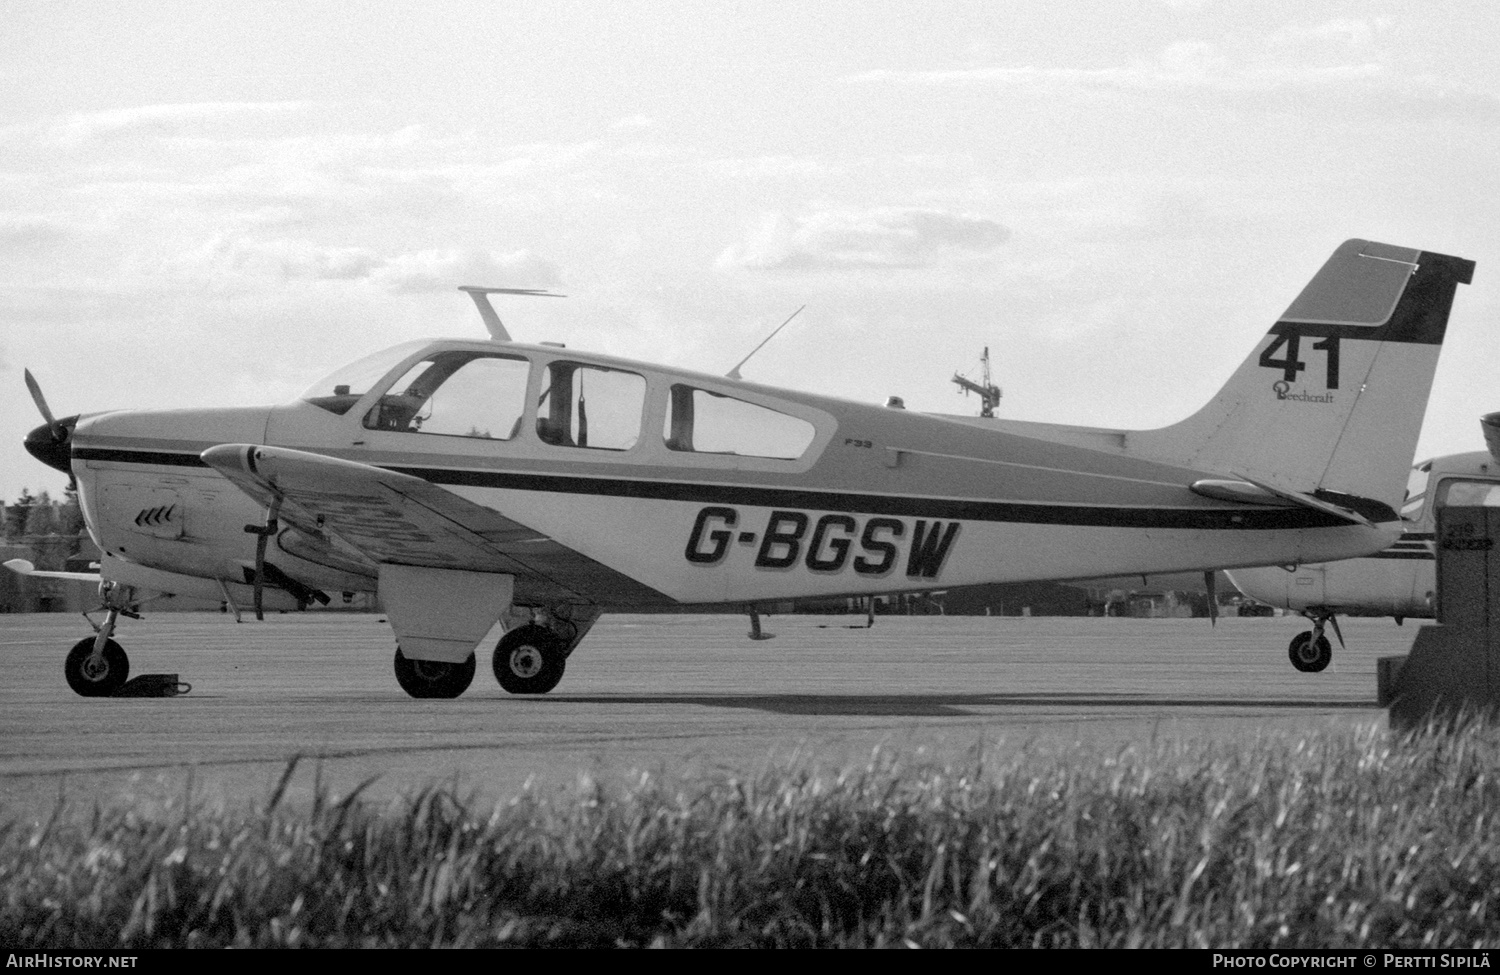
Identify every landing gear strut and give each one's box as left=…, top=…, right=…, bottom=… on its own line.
left=490, top=605, right=598, bottom=695
left=1288, top=611, right=1343, bottom=673
left=65, top=587, right=138, bottom=696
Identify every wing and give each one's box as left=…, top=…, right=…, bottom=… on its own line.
left=199, top=444, right=671, bottom=607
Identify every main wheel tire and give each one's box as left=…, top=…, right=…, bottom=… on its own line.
left=65, top=637, right=130, bottom=697
left=493, top=625, right=566, bottom=695
left=1288, top=632, right=1332, bottom=673
left=393, top=647, right=475, bottom=699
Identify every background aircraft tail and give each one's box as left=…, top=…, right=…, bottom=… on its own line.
left=1129, top=240, right=1474, bottom=516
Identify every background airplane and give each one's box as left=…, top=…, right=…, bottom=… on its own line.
left=15, top=239, right=1475, bottom=699
left=1229, top=413, right=1500, bottom=673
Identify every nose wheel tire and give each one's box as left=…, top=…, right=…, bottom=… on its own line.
left=1288, top=632, right=1332, bottom=673
left=493, top=625, right=566, bottom=695
left=393, top=647, right=475, bottom=699
left=65, top=637, right=130, bottom=697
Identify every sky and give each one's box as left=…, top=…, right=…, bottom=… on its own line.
left=3, top=0, right=1498, bottom=504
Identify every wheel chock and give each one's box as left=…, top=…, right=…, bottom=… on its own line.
left=111, top=674, right=192, bottom=697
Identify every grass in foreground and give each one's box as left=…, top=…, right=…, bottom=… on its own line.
left=4, top=720, right=1500, bottom=948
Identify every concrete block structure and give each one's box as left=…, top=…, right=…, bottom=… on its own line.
left=1383, top=505, right=1500, bottom=728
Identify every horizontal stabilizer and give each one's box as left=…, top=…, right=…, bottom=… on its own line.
left=1190, top=476, right=1381, bottom=527
left=1187, top=479, right=1296, bottom=507
left=1225, top=474, right=1390, bottom=528
left=3, top=558, right=99, bottom=583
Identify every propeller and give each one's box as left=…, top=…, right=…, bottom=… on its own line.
left=21, top=369, right=78, bottom=478
left=24, top=369, right=56, bottom=429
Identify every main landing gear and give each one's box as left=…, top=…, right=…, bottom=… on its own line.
left=391, top=607, right=597, bottom=699
left=393, top=647, right=476, bottom=698
left=1288, top=611, right=1343, bottom=673
left=493, top=623, right=569, bottom=695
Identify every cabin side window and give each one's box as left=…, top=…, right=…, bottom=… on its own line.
left=662, top=385, right=817, bottom=460
left=363, top=352, right=530, bottom=440
left=1435, top=478, right=1500, bottom=509
left=536, top=362, right=646, bottom=451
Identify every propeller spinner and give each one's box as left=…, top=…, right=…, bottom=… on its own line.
left=22, top=369, right=77, bottom=475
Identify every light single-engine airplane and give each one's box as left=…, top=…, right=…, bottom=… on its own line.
left=13, top=239, right=1475, bottom=699
left=1227, top=413, right=1500, bottom=673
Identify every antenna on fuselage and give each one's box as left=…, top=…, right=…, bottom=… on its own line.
left=727, top=305, right=806, bottom=380
left=458, top=286, right=566, bottom=342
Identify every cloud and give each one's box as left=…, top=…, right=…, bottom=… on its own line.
left=704, top=155, right=838, bottom=180
left=842, top=54, right=1378, bottom=94
left=1272, top=18, right=1392, bottom=51
left=717, top=207, right=1010, bottom=272
left=369, top=248, right=562, bottom=293
left=841, top=30, right=1499, bottom=120
left=0, top=216, right=68, bottom=250
left=845, top=41, right=1500, bottom=129
left=172, top=236, right=382, bottom=281
left=47, top=102, right=309, bottom=145
left=168, top=237, right=560, bottom=292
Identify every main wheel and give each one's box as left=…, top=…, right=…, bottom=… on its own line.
left=493, top=625, right=566, bottom=695
left=1288, top=632, right=1332, bottom=673
left=393, top=647, right=475, bottom=699
left=65, top=637, right=130, bottom=697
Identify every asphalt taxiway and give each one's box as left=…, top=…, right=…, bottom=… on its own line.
left=0, top=612, right=1418, bottom=820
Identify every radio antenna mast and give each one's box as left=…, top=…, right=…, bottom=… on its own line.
left=726, top=305, right=806, bottom=380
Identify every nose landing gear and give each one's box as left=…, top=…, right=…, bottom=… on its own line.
left=64, top=634, right=129, bottom=696
left=64, top=588, right=140, bottom=696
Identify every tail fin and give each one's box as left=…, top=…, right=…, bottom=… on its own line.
left=1130, top=240, right=1474, bottom=516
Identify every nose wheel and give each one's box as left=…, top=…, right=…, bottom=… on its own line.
left=64, top=636, right=130, bottom=696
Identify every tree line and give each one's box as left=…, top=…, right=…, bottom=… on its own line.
left=3, top=487, right=87, bottom=539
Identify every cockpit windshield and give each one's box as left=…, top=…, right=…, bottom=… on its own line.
left=299, top=341, right=430, bottom=415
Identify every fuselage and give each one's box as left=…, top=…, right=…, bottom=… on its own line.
left=67, top=337, right=1403, bottom=609
left=1227, top=451, right=1500, bottom=619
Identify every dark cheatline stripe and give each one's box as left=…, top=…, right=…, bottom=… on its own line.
left=73, top=445, right=1368, bottom=530
left=75, top=447, right=209, bottom=469
left=399, top=465, right=1360, bottom=530
left=1370, top=551, right=1435, bottom=561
